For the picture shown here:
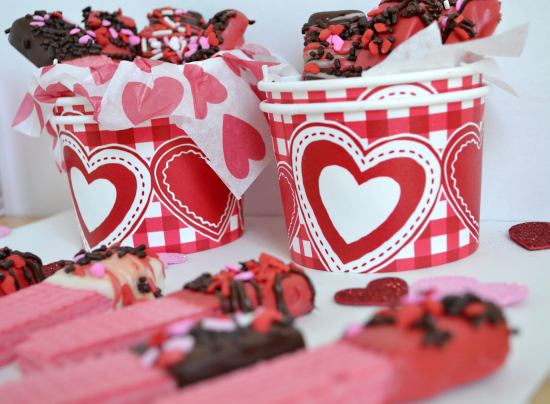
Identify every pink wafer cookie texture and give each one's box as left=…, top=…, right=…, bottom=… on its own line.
left=1, top=351, right=176, bottom=404
left=17, top=297, right=213, bottom=373
left=0, top=282, right=110, bottom=365
left=156, top=341, right=394, bottom=404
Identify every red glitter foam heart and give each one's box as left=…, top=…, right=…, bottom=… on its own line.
left=509, top=222, right=550, bottom=251
left=334, top=277, right=408, bottom=306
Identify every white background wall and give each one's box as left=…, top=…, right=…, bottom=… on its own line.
left=0, top=0, right=549, bottom=220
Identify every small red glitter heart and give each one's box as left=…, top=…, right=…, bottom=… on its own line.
left=334, top=277, right=409, bottom=306
left=509, top=222, right=550, bottom=251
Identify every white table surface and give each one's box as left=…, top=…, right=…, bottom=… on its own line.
left=0, top=211, right=549, bottom=403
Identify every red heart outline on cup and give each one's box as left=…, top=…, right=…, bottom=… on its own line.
left=290, top=122, right=441, bottom=273
left=277, top=161, right=300, bottom=243
left=442, top=123, right=483, bottom=241
left=60, top=133, right=152, bottom=251
left=150, top=136, right=238, bottom=241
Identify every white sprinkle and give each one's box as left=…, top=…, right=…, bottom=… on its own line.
left=141, top=38, right=148, bottom=53
left=162, top=335, right=195, bottom=353
left=201, top=318, right=237, bottom=332
left=163, top=17, right=177, bottom=29
left=150, top=40, right=162, bottom=49
left=140, top=347, right=160, bottom=367
left=162, top=10, right=174, bottom=15
left=234, top=312, right=256, bottom=328
left=152, top=29, right=173, bottom=37
left=169, top=36, right=180, bottom=51
left=177, top=27, right=186, bottom=33
left=444, top=0, right=451, bottom=9
left=150, top=52, right=164, bottom=60
left=53, top=59, right=58, bottom=64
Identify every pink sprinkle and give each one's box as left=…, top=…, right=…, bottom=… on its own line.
left=30, top=22, right=45, bottom=27
left=345, top=323, right=364, bottom=338
left=157, top=253, right=187, bottom=268
left=162, top=335, right=195, bottom=353
left=163, top=36, right=170, bottom=46
left=86, top=30, right=96, bottom=38
left=225, top=263, right=240, bottom=272
left=140, top=347, right=160, bottom=367
left=176, top=50, right=183, bottom=60
left=44, top=14, right=50, bottom=20
left=456, top=0, right=464, bottom=11
left=109, top=28, right=118, bottom=39
left=148, top=38, right=157, bottom=43
left=129, top=35, right=141, bottom=46
left=199, top=36, right=210, bottom=50
left=234, top=271, right=254, bottom=282
left=90, top=263, right=106, bottom=278
left=74, top=254, right=85, bottom=261
left=78, top=35, right=92, bottom=44
left=32, top=15, right=44, bottom=21
left=201, top=318, right=237, bottom=332
left=120, top=28, right=134, bottom=36
left=167, top=319, right=195, bottom=336
left=102, top=19, right=111, bottom=26
left=174, top=9, right=183, bottom=15
left=0, top=226, right=11, bottom=239
left=179, top=36, right=185, bottom=43
left=152, top=48, right=162, bottom=54
left=69, top=28, right=80, bottom=35
left=184, top=46, right=198, bottom=58
left=440, top=17, right=448, bottom=28
left=332, top=36, right=344, bottom=51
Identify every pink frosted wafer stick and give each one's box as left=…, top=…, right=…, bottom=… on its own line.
left=156, top=342, right=394, bottom=404
left=0, top=283, right=111, bottom=365
left=1, top=351, right=176, bottom=404
left=16, top=295, right=216, bottom=373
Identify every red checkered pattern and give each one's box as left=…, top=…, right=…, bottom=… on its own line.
left=266, top=73, right=482, bottom=104
left=268, top=95, right=485, bottom=273
left=54, top=108, right=244, bottom=254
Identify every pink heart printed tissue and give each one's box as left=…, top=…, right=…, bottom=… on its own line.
left=13, top=49, right=296, bottom=253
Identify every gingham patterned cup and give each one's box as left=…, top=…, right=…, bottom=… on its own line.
left=260, top=84, right=492, bottom=273
left=261, top=66, right=482, bottom=104
left=51, top=97, right=244, bottom=254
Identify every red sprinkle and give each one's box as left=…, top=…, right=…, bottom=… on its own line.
left=369, top=41, right=380, bottom=55
left=318, top=29, right=331, bottom=41
left=455, top=15, right=465, bottom=24
left=156, top=350, right=185, bottom=368
left=463, top=302, right=486, bottom=317
left=454, top=27, right=470, bottom=40
left=252, top=308, right=284, bottom=333
left=509, top=222, right=550, bottom=250
left=328, top=24, right=344, bottom=36
left=381, top=39, right=392, bottom=54
left=51, top=11, right=63, bottom=19
left=205, top=24, right=214, bottom=37
left=374, top=23, right=388, bottom=33
left=304, top=62, right=321, bottom=74
left=367, top=8, right=384, bottom=17
left=362, top=29, right=374, bottom=47
left=208, top=32, right=220, bottom=46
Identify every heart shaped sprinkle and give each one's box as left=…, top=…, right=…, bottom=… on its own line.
left=334, top=277, right=409, bottom=306
left=509, top=222, right=550, bottom=251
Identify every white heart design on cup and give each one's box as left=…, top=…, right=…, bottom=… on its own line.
left=70, top=167, right=117, bottom=233
left=319, top=167, right=401, bottom=244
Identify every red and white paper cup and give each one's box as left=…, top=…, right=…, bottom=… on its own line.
left=260, top=77, right=492, bottom=273
left=262, top=66, right=482, bottom=104
left=51, top=97, right=244, bottom=254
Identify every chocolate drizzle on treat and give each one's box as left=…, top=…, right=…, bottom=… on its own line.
left=6, top=10, right=103, bottom=67
left=183, top=256, right=315, bottom=317
left=365, top=293, right=507, bottom=347
left=135, top=316, right=304, bottom=387
left=0, top=247, right=44, bottom=291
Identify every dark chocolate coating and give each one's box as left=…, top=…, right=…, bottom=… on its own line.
left=308, top=10, right=365, bottom=26
left=8, top=12, right=103, bottom=67
left=8, top=16, right=56, bottom=67
left=158, top=322, right=304, bottom=387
